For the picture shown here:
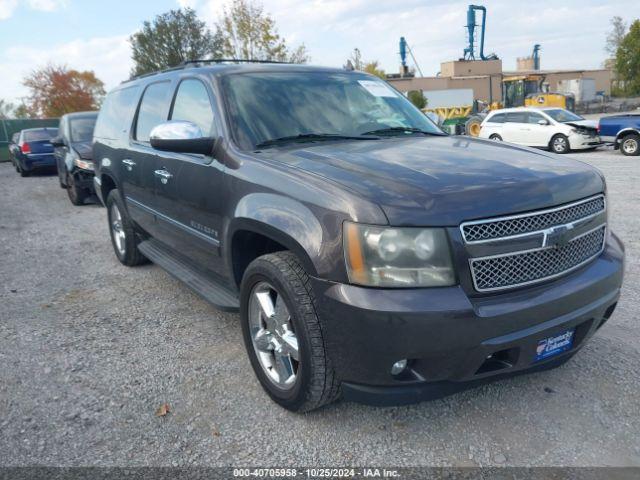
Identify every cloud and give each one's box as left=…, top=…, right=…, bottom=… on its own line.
left=26, top=0, right=67, bottom=12
left=0, top=0, right=18, bottom=20
left=1, top=35, right=132, bottom=101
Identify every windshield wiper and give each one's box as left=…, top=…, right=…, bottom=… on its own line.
left=255, top=133, right=378, bottom=149
left=360, top=127, right=445, bottom=136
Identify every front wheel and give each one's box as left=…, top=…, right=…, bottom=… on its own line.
left=66, top=170, right=88, bottom=206
left=105, top=189, right=147, bottom=266
left=489, top=134, right=503, bottom=141
left=240, top=251, right=339, bottom=412
left=620, top=133, right=640, bottom=156
left=550, top=134, right=570, bottom=154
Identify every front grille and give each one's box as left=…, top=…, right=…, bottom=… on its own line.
left=470, top=226, right=606, bottom=292
left=461, top=195, right=605, bottom=243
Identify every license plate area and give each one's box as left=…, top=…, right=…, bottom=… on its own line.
left=535, top=328, right=575, bottom=362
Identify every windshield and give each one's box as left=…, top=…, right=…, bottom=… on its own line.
left=70, top=117, right=97, bottom=142
left=221, top=71, right=443, bottom=150
left=23, top=128, right=57, bottom=142
left=544, top=109, right=583, bottom=123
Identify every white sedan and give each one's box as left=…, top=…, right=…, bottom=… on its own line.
left=479, top=107, right=602, bottom=154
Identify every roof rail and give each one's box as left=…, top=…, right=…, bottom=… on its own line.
left=122, top=58, right=293, bottom=84
left=180, top=58, right=293, bottom=66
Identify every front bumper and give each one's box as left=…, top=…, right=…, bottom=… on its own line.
left=568, top=133, right=603, bottom=150
left=72, top=168, right=96, bottom=191
left=312, top=233, right=624, bottom=406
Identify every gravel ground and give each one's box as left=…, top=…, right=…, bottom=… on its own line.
left=0, top=147, right=639, bottom=468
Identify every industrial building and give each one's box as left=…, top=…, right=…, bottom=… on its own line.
left=387, top=59, right=611, bottom=104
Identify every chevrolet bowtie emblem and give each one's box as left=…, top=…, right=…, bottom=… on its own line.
left=542, top=224, right=575, bottom=248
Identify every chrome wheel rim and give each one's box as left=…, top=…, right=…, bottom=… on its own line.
left=110, top=204, right=126, bottom=256
left=248, top=281, right=299, bottom=390
left=622, top=138, right=637, bottom=154
left=553, top=137, right=567, bottom=152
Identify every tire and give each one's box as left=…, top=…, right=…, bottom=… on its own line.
left=19, top=164, right=30, bottom=177
left=66, top=170, right=88, bottom=206
left=489, top=134, right=503, bottom=141
left=550, top=134, right=570, bottom=154
left=240, top=251, right=340, bottom=412
left=620, top=133, right=640, bottom=156
left=105, top=189, right=148, bottom=266
left=465, top=116, right=483, bottom=137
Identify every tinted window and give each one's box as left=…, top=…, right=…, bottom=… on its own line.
left=488, top=113, right=505, bottom=123
left=506, top=112, right=527, bottom=123
left=94, top=86, right=140, bottom=140
left=135, top=82, right=171, bottom=142
left=221, top=72, right=442, bottom=150
left=526, top=112, right=545, bottom=124
left=171, top=79, right=215, bottom=135
left=69, top=117, right=97, bottom=142
left=24, top=129, right=57, bottom=142
left=11, top=133, right=19, bottom=143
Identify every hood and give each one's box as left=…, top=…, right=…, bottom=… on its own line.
left=565, top=119, right=598, bottom=130
left=261, top=136, right=604, bottom=226
left=71, top=141, right=93, bottom=160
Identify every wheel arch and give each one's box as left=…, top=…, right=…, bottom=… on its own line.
left=616, top=128, right=640, bottom=142
left=227, top=193, right=324, bottom=287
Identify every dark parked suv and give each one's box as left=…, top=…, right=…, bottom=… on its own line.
left=53, top=111, right=99, bottom=205
left=93, top=62, right=624, bottom=412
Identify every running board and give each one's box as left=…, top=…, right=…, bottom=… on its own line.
left=138, top=239, right=240, bottom=312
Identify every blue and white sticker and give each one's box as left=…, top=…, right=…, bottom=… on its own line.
left=535, top=329, right=575, bottom=362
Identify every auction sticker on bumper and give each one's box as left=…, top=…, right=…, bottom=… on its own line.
left=535, top=328, right=575, bottom=362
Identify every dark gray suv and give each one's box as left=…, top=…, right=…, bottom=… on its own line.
left=93, top=62, right=624, bottom=412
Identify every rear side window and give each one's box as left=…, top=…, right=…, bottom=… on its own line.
left=488, top=113, right=505, bottom=123
left=170, top=79, right=215, bottom=135
left=506, top=112, right=527, bottom=123
left=24, top=129, right=57, bottom=142
left=94, top=86, right=140, bottom=140
left=135, top=81, right=171, bottom=142
left=11, top=133, right=19, bottom=143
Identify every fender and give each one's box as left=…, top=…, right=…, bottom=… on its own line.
left=228, top=193, right=324, bottom=277
left=615, top=127, right=640, bottom=142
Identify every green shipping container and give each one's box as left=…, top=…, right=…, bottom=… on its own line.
left=0, top=118, right=59, bottom=162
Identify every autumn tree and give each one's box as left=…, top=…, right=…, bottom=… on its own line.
left=615, top=19, right=640, bottom=95
left=130, top=8, right=223, bottom=76
left=23, top=65, right=105, bottom=118
left=218, top=0, right=309, bottom=63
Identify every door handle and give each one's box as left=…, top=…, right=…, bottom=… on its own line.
left=154, top=169, right=173, bottom=184
left=122, top=159, right=136, bottom=171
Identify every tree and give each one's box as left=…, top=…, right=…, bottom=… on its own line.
left=23, top=64, right=105, bottom=118
left=130, top=8, right=223, bottom=76
left=218, top=0, right=309, bottom=63
left=13, top=103, right=33, bottom=119
left=615, top=20, right=640, bottom=95
left=363, top=61, right=386, bottom=79
left=0, top=99, right=15, bottom=119
left=606, top=16, right=627, bottom=57
left=407, top=90, right=427, bottom=109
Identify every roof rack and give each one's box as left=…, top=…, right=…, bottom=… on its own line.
left=123, top=58, right=293, bottom=83
left=181, top=58, right=293, bottom=66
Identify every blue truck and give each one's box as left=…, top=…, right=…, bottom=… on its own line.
left=598, top=114, right=640, bottom=156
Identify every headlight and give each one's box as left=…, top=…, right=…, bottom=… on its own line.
left=73, top=157, right=94, bottom=171
left=343, top=222, right=456, bottom=287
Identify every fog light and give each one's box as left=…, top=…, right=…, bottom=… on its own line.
left=391, top=359, right=408, bottom=375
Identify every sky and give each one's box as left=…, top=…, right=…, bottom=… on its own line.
left=1, top=0, right=639, bottom=103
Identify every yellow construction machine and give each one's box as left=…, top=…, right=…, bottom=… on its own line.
left=502, top=74, right=575, bottom=111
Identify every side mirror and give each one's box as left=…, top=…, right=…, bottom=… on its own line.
left=538, top=119, right=549, bottom=126
left=50, top=136, right=65, bottom=147
left=150, top=121, right=215, bottom=155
